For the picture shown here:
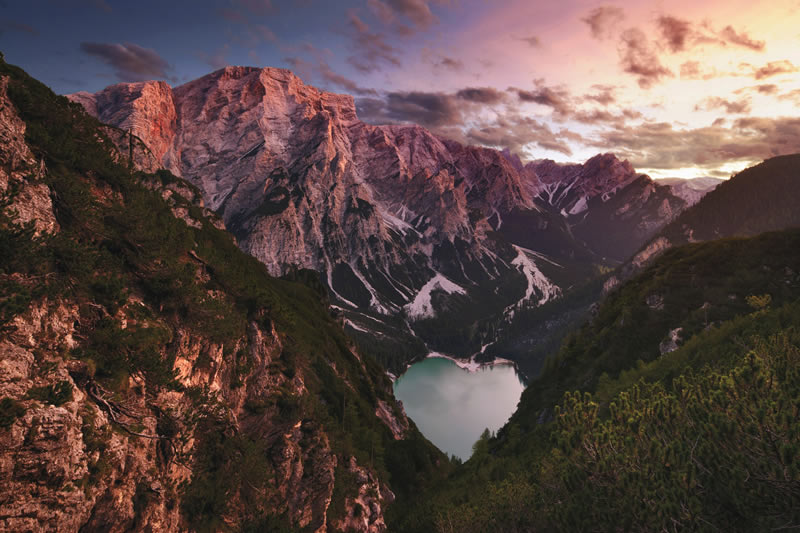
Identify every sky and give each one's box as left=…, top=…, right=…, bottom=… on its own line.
left=1, top=0, right=799, bottom=178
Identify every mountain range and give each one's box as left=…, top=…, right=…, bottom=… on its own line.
left=2, top=57, right=799, bottom=533
left=68, top=66, right=719, bottom=370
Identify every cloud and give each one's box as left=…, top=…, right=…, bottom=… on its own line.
left=284, top=52, right=377, bottom=96
left=582, top=6, right=625, bottom=40
left=587, top=117, right=800, bottom=171
left=465, top=115, right=578, bottom=156
left=583, top=85, right=617, bottom=106
left=80, top=42, right=171, bottom=82
left=679, top=60, right=720, bottom=80
left=572, top=108, right=643, bottom=126
left=381, top=91, right=463, bottom=127
left=197, top=45, right=231, bottom=70
left=366, top=0, right=447, bottom=32
left=695, top=96, right=752, bottom=114
left=518, top=35, right=541, bottom=48
left=755, top=84, right=778, bottom=94
left=718, top=25, right=765, bottom=51
left=512, top=79, right=573, bottom=116
left=618, top=28, right=673, bottom=88
left=0, top=19, right=38, bottom=37
left=778, top=89, right=800, bottom=104
left=345, top=12, right=402, bottom=73
left=436, top=56, right=464, bottom=71
left=656, top=16, right=692, bottom=52
left=751, top=60, right=798, bottom=79
left=455, top=87, right=506, bottom=104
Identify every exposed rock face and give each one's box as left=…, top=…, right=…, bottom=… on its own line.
left=69, top=69, right=541, bottom=293
left=68, top=66, right=696, bottom=359
left=0, top=76, right=58, bottom=236
left=68, top=67, right=563, bottom=361
left=1, top=70, right=409, bottom=532
left=70, top=80, right=177, bottom=170
left=528, top=154, right=696, bottom=262
left=531, top=153, right=640, bottom=216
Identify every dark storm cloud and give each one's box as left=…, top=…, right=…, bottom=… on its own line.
left=582, top=6, right=625, bottom=40
left=718, top=25, right=765, bottom=51
left=345, top=12, right=402, bottom=73
left=656, top=16, right=692, bottom=52
left=587, top=117, right=800, bottom=170
left=618, top=28, right=673, bottom=88
left=79, top=42, right=171, bottom=82
left=695, top=96, right=752, bottom=114
left=751, top=60, right=798, bottom=79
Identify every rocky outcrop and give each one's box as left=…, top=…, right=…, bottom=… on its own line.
left=1, top=63, right=418, bottom=532
left=0, top=76, right=58, bottom=236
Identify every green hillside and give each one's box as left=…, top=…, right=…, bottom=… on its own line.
left=396, top=228, right=800, bottom=532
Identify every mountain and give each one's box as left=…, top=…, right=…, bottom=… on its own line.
left=606, top=155, right=800, bottom=293
left=527, top=155, right=705, bottom=262
left=397, top=227, right=800, bottom=532
left=68, top=67, right=703, bottom=369
left=0, top=59, right=447, bottom=532
left=655, top=176, right=723, bottom=207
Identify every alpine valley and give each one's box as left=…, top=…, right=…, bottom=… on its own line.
left=67, top=66, right=719, bottom=373
left=2, top=39, right=800, bottom=533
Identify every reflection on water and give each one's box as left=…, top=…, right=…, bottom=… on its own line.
left=393, top=357, right=525, bottom=461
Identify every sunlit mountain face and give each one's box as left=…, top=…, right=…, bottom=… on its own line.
left=5, top=0, right=798, bottom=179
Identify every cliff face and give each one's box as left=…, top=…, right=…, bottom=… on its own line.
left=1, top=61, right=442, bottom=532
left=70, top=67, right=538, bottom=283
left=68, top=67, right=563, bottom=363
left=68, top=66, right=714, bottom=365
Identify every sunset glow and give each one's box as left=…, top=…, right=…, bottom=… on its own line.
left=3, top=0, right=798, bottom=177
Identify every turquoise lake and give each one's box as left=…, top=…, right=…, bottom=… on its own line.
left=393, top=357, right=526, bottom=461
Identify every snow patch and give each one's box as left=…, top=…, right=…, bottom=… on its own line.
left=404, top=273, right=466, bottom=320
left=344, top=319, right=371, bottom=333
left=568, top=195, right=588, bottom=215
left=507, top=245, right=560, bottom=311
left=426, top=352, right=516, bottom=373
left=379, top=206, right=418, bottom=236
left=351, top=265, right=392, bottom=314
